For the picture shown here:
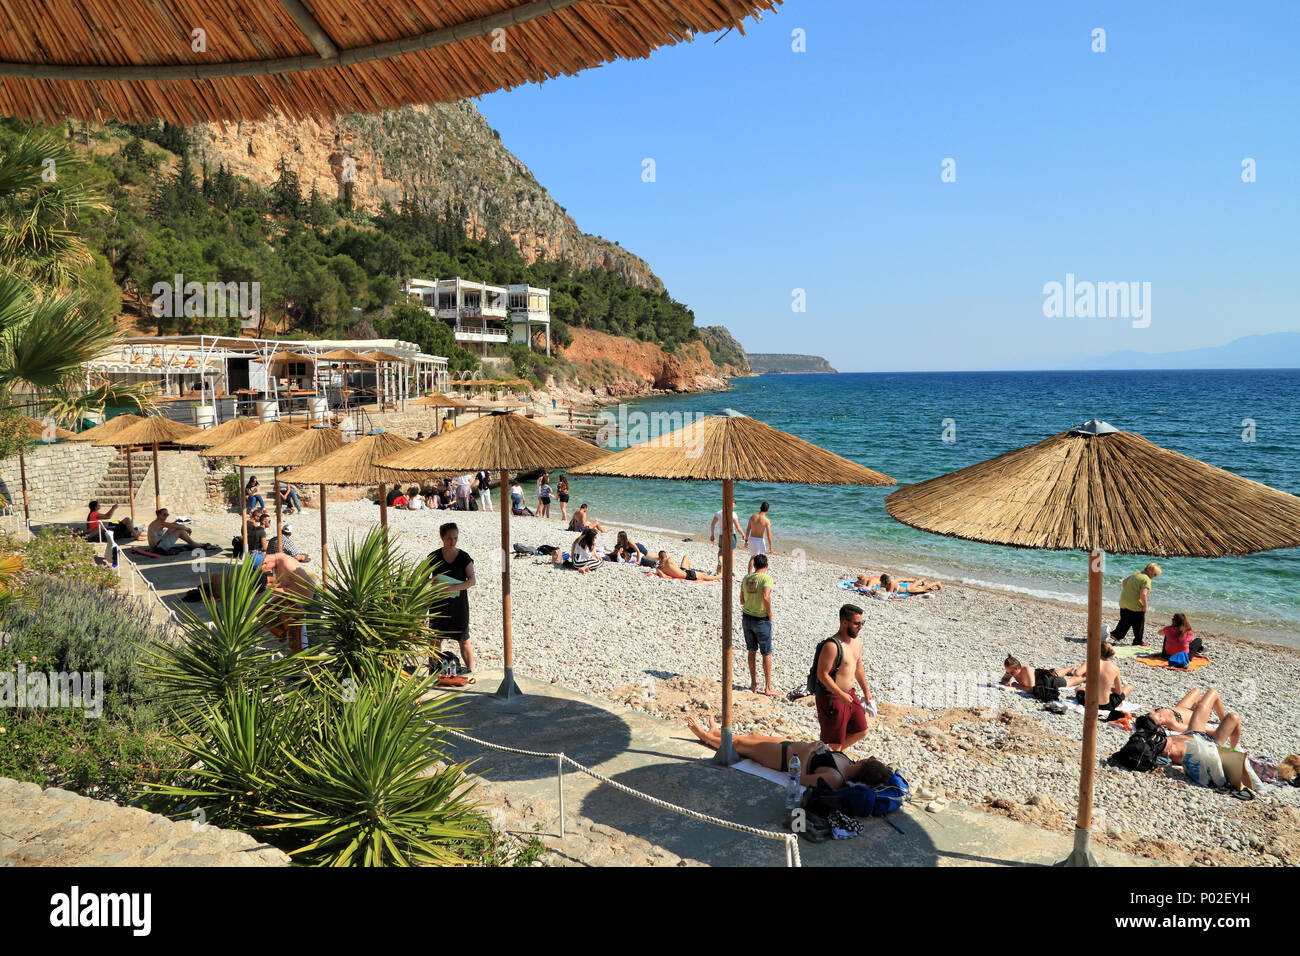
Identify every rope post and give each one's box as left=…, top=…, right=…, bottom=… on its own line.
left=557, top=754, right=565, bottom=840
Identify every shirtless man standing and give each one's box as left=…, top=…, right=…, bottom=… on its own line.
left=813, top=604, right=874, bottom=751
left=745, top=502, right=773, bottom=574
left=655, top=551, right=721, bottom=582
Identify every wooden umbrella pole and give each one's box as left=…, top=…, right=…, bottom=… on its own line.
left=1063, top=548, right=1105, bottom=867
left=18, top=451, right=29, bottom=528
left=319, top=484, right=327, bottom=584
left=274, top=466, right=283, bottom=552
left=496, top=467, right=521, bottom=699
left=713, top=478, right=739, bottom=765
left=379, top=482, right=387, bottom=527
left=125, top=447, right=136, bottom=525
left=151, top=440, right=161, bottom=512
left=239, top=466, right=248, bottom=555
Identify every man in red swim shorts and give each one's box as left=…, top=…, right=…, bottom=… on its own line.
left=812, top=604, right=874, bottom=751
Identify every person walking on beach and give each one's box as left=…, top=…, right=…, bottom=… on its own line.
left=557, top=474, right=571, bottom=522
left=476, top=469, right=493, bottom=512
left=428, top=522, right=475, bottom=675
left=745, top=502, right=773, bottom=574
left=538, top=473, right=552, bottom=518
left=710, top=507, right=746, bottom=575
left=741, top=554, right=777, bottom=697
left=1111, top=562, right=1161, bottom=646
left=812, top=604, right=873, bottom=751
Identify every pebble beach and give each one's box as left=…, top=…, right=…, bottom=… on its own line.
left=289, top=496, right=1300, bottom=867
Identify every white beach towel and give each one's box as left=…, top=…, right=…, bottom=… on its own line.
left=732, top=758, right=788, bottom=788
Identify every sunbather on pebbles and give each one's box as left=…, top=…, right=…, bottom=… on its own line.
left=852, top=572, right=941, bottom=595
left=655, top=551, right=720, bottom=582
left=1149, top=688, right=1243, bottom=751
left=685, top=716, right=894, bottom=789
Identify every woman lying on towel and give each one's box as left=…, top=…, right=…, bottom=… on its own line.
left=852, top=572, right=941, bottom=595
left=686, top=716, right=893, bottom=789
left=655, top=552, right=721, bottom=582
left=1149, top=687, right=1242, bottom=750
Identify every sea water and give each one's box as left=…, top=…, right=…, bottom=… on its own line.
left=562, top=369, right=1300, bottom=648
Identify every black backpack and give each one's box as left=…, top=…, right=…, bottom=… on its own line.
left=1110, top=716, right=1168, bottom=772
left=1031, top=683, right=1060, bottom=702
left=808, top=637, right=844, bottom=698
left=231, top=536, right=244, bottom=558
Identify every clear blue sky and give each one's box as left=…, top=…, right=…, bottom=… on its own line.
left=477, top=0, right=1300, bottom=372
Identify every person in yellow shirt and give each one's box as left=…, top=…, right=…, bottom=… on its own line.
left=1110, top=562, right=1162, bottom=646
left=441, top=416, right=455, bottom=433
left=741, top=554, right=776, bottom=697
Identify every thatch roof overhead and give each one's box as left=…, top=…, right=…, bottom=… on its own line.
left=281, top=431, right=428, bottom=485
left=239, top=426, right=345, bottom=468
left=93, top=415, right=202, bottom=447
left=259, top=351, right=316, bottom=364
left=66, top=413, right=144, bottom=442
left=316, top=348, right=375, bottom=363
left=569, top=413, right=895, bottom=486
left=201, top=420, right=303, bottom=458
left=0, top=0, right=780, bottom=124
left=175, top=416, right=261, bottom=448
left=378, top=410, right=607, bottom=473
left=410, top=393, right=466, bottom=408
left=21, top=417, right=77, bottom=442
left=363, top=350, right=410, bottom=363
left=885, top=423, right=1300, bottom=558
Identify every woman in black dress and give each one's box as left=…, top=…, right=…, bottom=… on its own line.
left=428, top=521, right=476, bottom=674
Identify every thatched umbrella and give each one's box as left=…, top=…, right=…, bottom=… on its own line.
left=202, top=420, right=305, bottom=554
left=317, top=348, right=377, bottom=415
left=411, top=392, right=466, bottom=432
left=174, top=416, right=261, bottom=449
left=377, top=411, right=609, bottom=699
left=0, top=1, right=779, bottom=124
left=570, top=411, right=895, bottom=762
left=280, top=430, right=427, bottom=531
left=94, top=416, right=202, bottom=518
left=240, top=426, right=345, bottom=577
left=885, top=419, right=1300, bottom=866
left=67, top=413, right=144, bottom=443
left=363, top=350, right=413, bottom=411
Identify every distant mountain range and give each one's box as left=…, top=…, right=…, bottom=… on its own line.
left=1007, top=332, right=1300, bottom=371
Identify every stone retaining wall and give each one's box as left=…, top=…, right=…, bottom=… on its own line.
left=0, top=443, right=117, bottom=518
left=0, top=777, right=291, bottom=866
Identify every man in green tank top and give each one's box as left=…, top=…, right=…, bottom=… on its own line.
left=741, top=554, right=777, bottom=697
left=1110, top=562, right=1162, bottom=646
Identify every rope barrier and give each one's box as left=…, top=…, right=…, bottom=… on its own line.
left=440, top=726, right=802, bottom=867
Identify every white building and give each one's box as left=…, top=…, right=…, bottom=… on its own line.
left=407, top=277, right=550, bottom=356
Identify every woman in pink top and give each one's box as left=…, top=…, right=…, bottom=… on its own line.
left=1160, top=612, right=1202, bottom=657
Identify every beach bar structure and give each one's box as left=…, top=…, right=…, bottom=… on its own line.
left=406, top=278, right=550, bottom=357
left=85, top=335, right=450, bottom=424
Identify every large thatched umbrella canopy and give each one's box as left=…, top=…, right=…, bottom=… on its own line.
left=175, top=416, right=261, bottom=448
left=201, top=420, right=304, bottom=460
left=378, top=411, right=609, bottom=698
left=240, top=425, right=345, bottom=570
left=94, top=415, right=202, bottom=516
left=67, top=413, right=144, bottom=443
left=280, top=430, right=427, bottom=529
left=21, top=417, right=77, bottom=442
left=885, top=419, right=1300, bottom=867
left=410, top=394, right=466, bottom=408
left=570, top=411, right=895, bottom=762
left=0, top=0, right=780, bottom=124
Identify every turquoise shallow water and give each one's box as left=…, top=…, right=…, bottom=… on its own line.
left=558, top=370, right=1300, bottom=647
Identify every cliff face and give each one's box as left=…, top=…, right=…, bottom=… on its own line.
left=190, top=102, right=662, bottom=291
left=562, top=328, right=730, bottom=395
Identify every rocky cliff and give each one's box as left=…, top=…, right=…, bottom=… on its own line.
left=561, top=328, right=730, bottom=395
left=190, top=102, right=662, bottom=291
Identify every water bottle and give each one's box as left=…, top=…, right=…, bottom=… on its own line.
left=786, top=753, right=802, bottom=810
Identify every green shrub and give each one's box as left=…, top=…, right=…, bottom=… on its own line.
left=3, top=575, right=168, bottom=723
left=19, top=528, right=117, bottom=591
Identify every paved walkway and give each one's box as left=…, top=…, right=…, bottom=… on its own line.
left=436, top=671, right=1159, bottom=867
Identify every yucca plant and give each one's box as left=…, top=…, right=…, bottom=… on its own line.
left=303, top=527, right=445, bottom=675
left=140, top=688, right=307, bottom=831
left=263, top=660, right=480, bottom=867
left=143, top=557, right=298, bottom=720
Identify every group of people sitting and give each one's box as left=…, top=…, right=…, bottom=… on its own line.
left=240, top=506, right=310, bottom=563
left=85, top=500, right=219, bottom=554
left=389, top=472, right=494, bottom=512
left=245, top=475, right=302, bottom=516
